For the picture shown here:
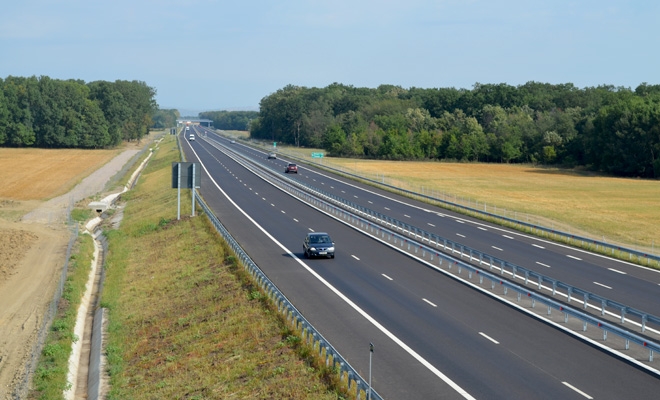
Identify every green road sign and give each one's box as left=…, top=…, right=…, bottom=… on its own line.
left=311, top=152, right=324, bottom=158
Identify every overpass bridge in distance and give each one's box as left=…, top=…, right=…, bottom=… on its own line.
left=176, top=118, right=213, bottom=127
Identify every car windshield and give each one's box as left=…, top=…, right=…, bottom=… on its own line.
left=310, top=235, right=330, bottom=244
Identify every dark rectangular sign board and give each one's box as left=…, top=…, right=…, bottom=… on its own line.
left=172, top=162, right=201, bottom=189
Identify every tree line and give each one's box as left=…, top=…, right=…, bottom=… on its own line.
left=249, top=82, right=660, bottom=178
left=0, top=76, right=157, bottom=148
left=199, top=110, right=259, bottom=131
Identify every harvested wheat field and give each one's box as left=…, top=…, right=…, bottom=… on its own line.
left=0, top=148, right=121, bottom=201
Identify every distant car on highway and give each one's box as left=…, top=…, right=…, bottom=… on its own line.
left=230, top=139, right=236, bottom=144
left=303, top=232, right=335, bottom=259
left=189, top=134, right=195, bottom=141
left=268, top=152, right=277, bottom=159
left=285, top=163, right=298, bottom=173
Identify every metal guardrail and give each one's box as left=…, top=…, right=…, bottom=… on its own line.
left=200, top=136, right=660, bottom=367
left=180, top=135, right=381, bottom=399
left=271, top=176, right=660, bottom=366
left=298, top=183, right=660, bottom=336
left=212, top=135, right=660, bottom=338
left=264, top=143, right=660, bottom=268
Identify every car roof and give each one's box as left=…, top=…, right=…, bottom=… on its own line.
left=307, top=232, right=329, bottom=237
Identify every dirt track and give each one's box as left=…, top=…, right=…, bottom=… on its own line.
left=0, top=144, right=145, bottom=399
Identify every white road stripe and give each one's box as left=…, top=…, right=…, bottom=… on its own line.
left=532, top=244, right=545, bottom=249
left=384, top=207, right=390, bottom=210
left=477, top=227, right=487, bottom=231
left=428, top=223, right=435, bottom=227
left=593, top=282, right=612, bottom=289
left=404, top=214, right=411, bottom=218
left=478, top=332, right=499, bottom=344
left=536, top=262, right=551, bottom=268
left=352, top=255, right=360, bottom=260
left=608, top=268, right=627, bottom=275
left=382, top=274, right=393, bottom=280
left=281, top=210, right=286, bottom=213
left=562, top=382, right=593, bottom=399
left=308, top=228, right=314, bottom=232
left=492, top=246, right=503, bottom=251
left=293, top=218, right=299, bottom=222
left=567, top=255, right=582, bottom=261
left=456, top=233, right=466, bottom=238
left=368, top=200, right=373, bottom=204
left=270, top=203, right=275, bottom=207
left=423, top=298, right=438, bottom=307
left=455, top=220, right=465, bottom=224
left=502, top=235, right=514, bottom=239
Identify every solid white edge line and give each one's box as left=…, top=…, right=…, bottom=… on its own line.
left=186, top=143, right=477, bottom=400
left=478, top=332, right=499, bottom=344
left=562, top=382, right=593, bottom=399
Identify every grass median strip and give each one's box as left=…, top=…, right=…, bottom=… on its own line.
left=102, top=137, right=343, bottom=399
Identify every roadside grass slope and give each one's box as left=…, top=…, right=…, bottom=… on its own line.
left=102, top=137, right=343, bottom=399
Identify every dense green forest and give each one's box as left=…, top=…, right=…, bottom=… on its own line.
left=0, top=76, right=157, bottom=148
left=151, top=109, right=180, bottom=129
left=199, top=110, right=259, bottom=131
left=250, top=82, right=660, bottom=178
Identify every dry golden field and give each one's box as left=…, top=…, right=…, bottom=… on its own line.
left=0, top=148, right=121, bottom=201
left=272, top=143, right=660, bottom=252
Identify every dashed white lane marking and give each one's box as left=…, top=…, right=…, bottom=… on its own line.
left=293, top=218, right=299, bottom=222
left=536, top=262, right=551, bottom=268
left=382, top=274, right=393, bottom=280
left=352, top=255, right=360, bottom=261
left=492, top=246, right=503, bottom=251
left=384, top=207, right=390, bottom=210
left=562, top=382, right=593, bottom=399
left=455, top=220, right=465, bottom=224
left=262, top=197, right=266, bottom=201
left=423, top=298, right=438, bottom=307
left=308, top=228, right=314, bottom=232
left=532, top=244, right=545, bottom=249
left=428, top=223, right=435, bottom=227
left=608, top=268, right=627, bottom=275
left=404, top=214, right=411, bottom=218
left=479, top=332, right=499, bottom=344
left=456, top=233, right=465, bottom=238
left=567, top=255, right=582, bottom=261
left=502, top=235, right=514, bottom=239
left=270, top=203, right=275, bottom=207
left=368, top=200, right=373, bottom=204
left=281, top=210, right=286, bottom=214
left=594, top=282, right=612, bottom=289
left=354, top=195, right=359, bottom=198
left=478, top=227, right=487, bottom=231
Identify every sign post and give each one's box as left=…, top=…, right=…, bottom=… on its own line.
left=172, top=162, right=201, bottom=219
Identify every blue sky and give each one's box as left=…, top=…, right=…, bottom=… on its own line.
left=2, top=1, right=658, bottom=114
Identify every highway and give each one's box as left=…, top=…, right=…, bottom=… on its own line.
left=181, top=127, right=660, bottom=399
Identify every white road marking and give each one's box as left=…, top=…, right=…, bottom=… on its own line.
left=352, top=255, right=360, bottom=260
left=368, top=201, right=373, bottom=204
left=477, top=227, right=487, bottom=231
left=478, top=332, right=499, bottom=344
left=404, top=214, right=411, bottom=218
left=502, top=235, right=514, bottom=239
left=532, top=244, right=545, bottom=249
left=293, top=218, right=299, bottom=222
left=562, top=382, right=593, bottom=399
left=382, top=274, right=393, bottom=280
left=456, top=233, right=466, bottom=238
left=492, top=246, right=503, bottom=251
left=427, top=223, right=435, bottom=227
left=384, top=207, right=391, bottom=210
left=281, top=210, right=286, bottom=214
left=341, top=190, right=345, bottom=193
left=270, top=203, right=275, bottom=207
left=308, top=228, right=314, bottom=232
left=536, top=262, right=551, bottom=268
left=455, top=220, right=465, bottom=224
left=262, top=197, right=266, bottom=201
left=593, top=282, right=612, bottom=289
left=423, top=298, right=438, bottom=307
left=567, top=255, right=582, bottom=261
left=608, top=268, right=627, bottom=275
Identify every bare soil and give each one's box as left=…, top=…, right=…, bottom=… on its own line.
left=0, top=137, right=154, bottom=399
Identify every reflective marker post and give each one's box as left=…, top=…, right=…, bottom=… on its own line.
left=368, top=342, right=374, bottom=400
left=172, top=162, right=201, bottom=220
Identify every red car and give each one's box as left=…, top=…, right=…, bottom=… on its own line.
left=285, top=163, right=298, bottom=173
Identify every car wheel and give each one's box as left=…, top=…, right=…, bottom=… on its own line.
left=330, top=254, right=335, bottom=259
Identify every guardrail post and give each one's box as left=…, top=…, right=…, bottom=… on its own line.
left=567, top=287, right=572, bottom=303
left=642, top=315, right=647, bottom=332
left=621, top=308, right=626, bottom=324
left=601, top=300, right=606, bottom=316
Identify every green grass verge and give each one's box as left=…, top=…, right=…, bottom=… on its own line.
left=102, top=136, right=344, bottom=399
left=29, top=233, right=95, bottom=399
